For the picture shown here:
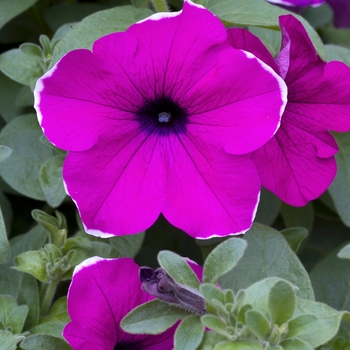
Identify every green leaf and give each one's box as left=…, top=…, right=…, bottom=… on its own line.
left=287, top=314, right=317, bottom=338
left=121, top=299, right=189, bottom=334
left=268, top=280, right=296, bottom=325
left=197, top=332, right=227, bottom=350
left=301, top=3, right=332, bottom=29
left=14, top=250, right=49, bottom=283
left=39, top=155, right=66, bottom=208
left=32, top=210, right=60, bottom=238
left=174, top=315, right=205, bottom=350
left=280, top=338, right=313, bottom=350
left=17, top=273, right=39, bottom=330
left=0, top=49, right=44, bottom=87
left=325, top=44, right=350, bottom=66
left=51, top=6, right=154, bottom=67
left=158, top=250, right=200, bottom=289
left=0, top=330, right=24, bottom=350
left=0, top=146, right=11, bottom=162
left=43, top=297, right=69, bottom=324
left=328, top=132, right=350, bottom=226
left=280, top=202, right=314, bottom=233
left=338, top=243, right=350, bottom=260
left=0, top=114, right=56, bottom=200
left=0, top=72, right=31, bottom=123
left=219, top=224, right=314, bottom=300
left=203, top=237, right=247, bottom=284
left=0, top=225, right=47, bottom=298
left=245, top=310, right=271, bottom=340
left=20, top=43, right=42, bottom=58
left=280, top=227, right=308, bottom=253
left=200, top=283, right=225, bottom=306
left=29, top=321, right=65, bottom=338
left=0, top=0, right=39, bottom=30
left=214, top=339, right=263, bottom=350
left=108, top=231, right=145, bottom=258
left=310, top=244, right=350, bottom=311
left=20, top=334, right=71, bottom=350
left=201, top=314, right=227, bottom=336
left=296, top=298, right=350, bottom=347
left=0, top=206, right=10, bottom=264
left=0, top=295, right=28, bottom=334
left=194, top=0, right=326, bottom=60
left=44, top=2, right=123, bottom=32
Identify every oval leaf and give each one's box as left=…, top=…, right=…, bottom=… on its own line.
left=174, top=315, right=205, bottom=350
left=203, top=237, right=247, bottom=284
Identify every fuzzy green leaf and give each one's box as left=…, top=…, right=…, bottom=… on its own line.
left=338, top=243, right=350, bottom=260
left=220, top=224, right=314, bottom=300
left=174, top=315, right=204, bottom=350
left=0, top=295, right=28, bottom=334
left=0, top=0, right=39, bottom=30
left=0, top=330, right=24, bottom=350
left=39, top=155, right=66, bottom=208
left=201, top=315, right=227, bottom=336
left=51, top=6, right=154, bottom=66
left=203, top=237, right=247, bottom=284
left=121, top=299, right=189, bottom=334
left=0, top=114, right=56, bottom=200
left=0, top=206, right=10, bottom=264
left=281, top=227, right=308, bottom=253
left=280, top=338, right=313, bottom=350
left=158, top=250, right=200, bottom=289
left=245, top=310, right=271, bottom=340
left=268, top=280, right=296, bottom=325
left=287, top=314, right=317, bottom=338
left=20, top=334, right=71, bottom=350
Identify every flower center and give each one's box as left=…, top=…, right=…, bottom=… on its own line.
left=135, top=95, right=188, bottom=134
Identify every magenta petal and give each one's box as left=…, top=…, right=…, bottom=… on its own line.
left=63, top=131, right=163, bottom=237
left=63, top=257, right=175, bottom=350
left=226, top=28, right=278, bottom=72
left=252, top=120, right=337, bottom=205
left=162, top=134, right=260, bottom=238
left=34, top=50, right=141, bottom=152
left=185, top=48, right=286, bottom=155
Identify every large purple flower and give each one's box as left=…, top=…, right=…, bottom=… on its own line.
left=34, top=0, right=287, bottom=238
left=227, top=15, right=350, bottom=206
left=63, top=257, right=177, bottom=350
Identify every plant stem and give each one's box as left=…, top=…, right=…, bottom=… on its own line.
left=40, top=280, right=59, bottom=316
left=151, top=0, right=169, bottom=12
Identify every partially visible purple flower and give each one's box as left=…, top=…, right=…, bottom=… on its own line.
left=326, top=0, right=350, bottom=28
left=34, top=0, right=287, bottom=239
left=227, top=15, right=350, bottom=206
left=63, top=257, right=177, bottom=350
left=266, top=0, right=324, bottom=7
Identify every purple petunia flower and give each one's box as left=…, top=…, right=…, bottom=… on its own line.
left=34, top=0, right=287, bottom=238
left=326, top=0, right=350, bottom=28
left=266, top=0, right=324, bottom=6
left=227, top=15, right=350, bottom=206
left=63, top=257, right=182, bottom=350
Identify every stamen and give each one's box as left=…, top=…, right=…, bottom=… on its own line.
left=158, top=112, right=171, bottom=123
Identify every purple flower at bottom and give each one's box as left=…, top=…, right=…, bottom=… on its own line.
left=63, top=257, right=182, bottom=350
left=326, top=0, right=350, bottom=28
left=34, top=0, right=287, bottom=239
left=227, top=15, right=350, bottom=206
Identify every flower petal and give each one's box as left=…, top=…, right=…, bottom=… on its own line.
left=34, top=50, right=141, bottom=152
left=63, top=130, right=164, bottom=237
left=184, top=48, right=286, bottom=155
left=252, top=118, right=338, bottom=205
left=162, top=133, right=261, bottom=238
left=266, top=0, right=324, bottom=6
left=63, top=257, right=175, bottom=350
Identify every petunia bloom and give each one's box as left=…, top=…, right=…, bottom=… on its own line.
left=326, top=0, right=350, bottom=28
left=63, top=257, right=178, bottom=350
left=227, top=15, right=350, bottom=206
left=266, top=0, right=324, bottom=6
left=34, top=0, right=287, bottom=239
